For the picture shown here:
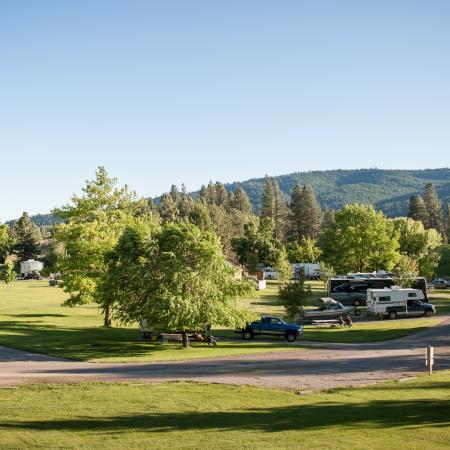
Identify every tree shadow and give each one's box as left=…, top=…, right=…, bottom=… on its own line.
left=1, top=399, right=449, bottom=433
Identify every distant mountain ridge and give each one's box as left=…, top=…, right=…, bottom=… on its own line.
left=7, top=168, right=450, bottom=225
left=219, top=168, right=450, bottom=216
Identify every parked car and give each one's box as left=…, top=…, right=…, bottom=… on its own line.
left=429, top=279, right=448, bottom=290
left=240, top=316, right=303, bottom=342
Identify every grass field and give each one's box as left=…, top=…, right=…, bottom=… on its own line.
left=0, top=373, right=449, bottom=449
left=0, top=280, right=447, bottom=362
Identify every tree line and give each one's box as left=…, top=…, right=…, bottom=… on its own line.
left=0, top=167, right=449, bottom=338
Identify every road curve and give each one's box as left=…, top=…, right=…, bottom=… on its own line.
left=1, top=318, right=449, bottom=391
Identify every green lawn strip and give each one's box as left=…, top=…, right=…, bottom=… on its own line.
left=429, top=290, right=450, bottom=315
left=0, top=373, right=449, bottom=449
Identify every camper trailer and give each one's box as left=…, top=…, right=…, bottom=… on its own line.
left=366, top=287, right=435, bottom=320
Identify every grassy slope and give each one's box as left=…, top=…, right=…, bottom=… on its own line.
left=0, top=373, right=449, bottom=449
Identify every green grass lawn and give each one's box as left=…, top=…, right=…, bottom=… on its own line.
left=0, top=280, right=446, bottom=362
left=0, top=281, right=297, bottom=362
left=0, top=373, right=449, bottom=449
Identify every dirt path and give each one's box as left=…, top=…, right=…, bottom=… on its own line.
left=1, top=318, right=449, bottom=391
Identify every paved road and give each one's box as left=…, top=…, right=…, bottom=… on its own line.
left=1, top=318, right=449, bottom=391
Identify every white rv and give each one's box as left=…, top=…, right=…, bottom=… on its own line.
left=20, top=259, right=44, bottom=276
left=292, top=263, right=321, bottom=280
left=366, top=287, right=435, bottom=320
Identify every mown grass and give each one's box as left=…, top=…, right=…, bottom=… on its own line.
left=0, top=280, right=446, bottom=362
left=0, top=373, right=449, bottom=449
left=0, top=281, right=299, bottom=362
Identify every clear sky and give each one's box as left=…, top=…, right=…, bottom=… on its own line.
left=1, top=0, right=449, bottom=220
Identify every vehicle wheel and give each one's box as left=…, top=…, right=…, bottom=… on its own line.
left=388, top=311, right=397, bottom=320
left=285, top=332, right=297, bottom=342
left=353, top=299, right=360, bottom=307
left=354, top=309, right=361, bottom=317
left=267, top=275, right=272, bottom=280
left=243, top=330, right=254, bottom=340
left=424, top=309, right=433, bottom=317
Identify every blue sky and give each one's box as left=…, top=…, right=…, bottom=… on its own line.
left=1, top=0, right=449, bottom=220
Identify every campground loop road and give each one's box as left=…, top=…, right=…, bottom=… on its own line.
left=0, top=318, right=449, bottom=391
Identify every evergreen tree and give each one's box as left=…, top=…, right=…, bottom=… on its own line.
left=189, top=201, right=214, bottom=232
left=298, top=185, right=322, bottom=240
left=272, top=180, right=289, bottom=242
left=260, top=176, right=274, bottom=219
left=178, top=185, right=195, bottom=221
left=12, top=212, right=42, bottom=261
left=408, top=195, right=428, bottom=225
left=159, top=193, right=179, bottom=223
left=232, top=187, right=252, bottom=215
left=288, top=184, right=303, bottom=241
left=423, top=183, right=445, bottom=234
left=214, top=182, right=228, bottom=208
left=169, top=185, right=181, bottom=204
left=321, top=208, right=335, bottom=230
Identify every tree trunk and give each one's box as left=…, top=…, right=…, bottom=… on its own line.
left=103, top=304, right=111, bottom=327
left=181, top=331, right=189, bottom=348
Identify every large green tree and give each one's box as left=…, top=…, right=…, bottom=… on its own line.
left=408, top=195, right=428, bottom=226
left=53, top=167, right=152, bottom=326
left=423, top=183, right=445, bottom=234
left=392, top=217, right=442, bottom=280
left=105, top=222, right=252, bottom=347
left=231, top=218, right=279, bottom=270
left=0, top=224, right=15, bottom=264
left=320, top=204, right=400, bottom=274
left=12, top=212, right=42, bottom=261
left=289, top=185, right=322, bottom=241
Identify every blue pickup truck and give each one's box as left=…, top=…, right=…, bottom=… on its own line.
left=241, top=316, right=303, bottom=342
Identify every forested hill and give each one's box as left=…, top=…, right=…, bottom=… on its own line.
left=223, top=168, right=450, bottom=217
left=7, top=168, right=450, bottom=225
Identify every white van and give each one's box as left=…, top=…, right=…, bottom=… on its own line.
left=366, top=287, right=435, bottom=319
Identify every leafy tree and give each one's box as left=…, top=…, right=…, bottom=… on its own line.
left=12, top=212, right=42, bottom=261
left=423, top=183, right=445, bottom=234
left=0, top=261, right=16, bottom=285
left=275, top=246, right=292, bottom=281
left=53, top=167, right=152, bottom=326
left=231, top=218, right=279, bottom=270
left=188, top=201, right=214, bottom=232
left=287, top=237, right=322, bottom=263
left=0, top=224, right=15, bottom=264
left=319, top=262, right=335, bottom=288
left=408, top=195, right=428, bottom=226
left=105, top=222, right=253, bottom=347
left=392, top=217, right=442, bottom=280
left=279, top=272, right=312, bottom=319
left=320, top=205, right=400, bottom=274
left=392, top=255, right=419, bottom=288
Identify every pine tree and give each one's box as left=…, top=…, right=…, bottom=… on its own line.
left=260, top=176, right=274, bottom=219
left=299, top=185, right=322, bottom=240
left=159, top=193, right=179, bottom=223
left=288, top=184, right=303, bottom=242
left=272, top=180, right=289, bottom=242
left=12, top=212, right=42, bottom=261
left=232, top=187, right=252, bottom=215
left=214, top=182, right=228, bottom=208
left=178, top=186, right=195, bottom=221
left=169, top=185, right=181, bottom=204
left=408, top=195, right=428, bottom=225
left=423, top=183, right=445, bottom=234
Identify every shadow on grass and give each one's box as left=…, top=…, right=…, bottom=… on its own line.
left=4, top=314, right=67, bottom=318
left=0, top=321, right=292, bottom=361
left=1, top=399, right=449, bottom=432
